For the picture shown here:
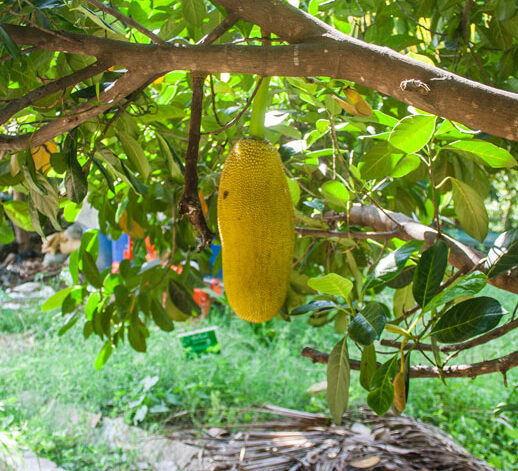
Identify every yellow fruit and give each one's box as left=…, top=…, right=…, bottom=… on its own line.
left=217, top=138, right=294, bottom=323
left=118, top=211, right=145, bottom=239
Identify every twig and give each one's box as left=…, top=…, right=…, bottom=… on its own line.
left=83, top=0, right=168, bottom=45
left=295, top=227, right=397, bottom=240
left=201, top=77, right=264, bottom=136
left=197, top=13, right=238, bottom=45
left=0, top=59, right=110, bottom=126
left=381, top=318, right=518, bottom=353
left=301, top=346, right=518, bottom=378
left=209, top=75, right=224, bottom=127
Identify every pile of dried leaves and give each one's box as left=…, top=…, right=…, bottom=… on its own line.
left=174, top=405, right=495, bottom=471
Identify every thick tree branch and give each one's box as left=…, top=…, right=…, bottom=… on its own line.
left=325, top=205, right=518, bottom=294
left=2, top=24, right=518, bottom=143
left=301, top=346, right=518, bottom=378
left=0, top=60, right=110, bottom=126
left=381, top=318, right=518, bottom=353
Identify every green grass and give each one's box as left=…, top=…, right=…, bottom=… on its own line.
left=0, top=285, right=516, bottom=470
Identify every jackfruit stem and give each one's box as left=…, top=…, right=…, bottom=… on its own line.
left=249, top=77, right=271, bottom=140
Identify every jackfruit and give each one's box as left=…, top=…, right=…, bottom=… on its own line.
left=217, top=138, right=294, bottom=323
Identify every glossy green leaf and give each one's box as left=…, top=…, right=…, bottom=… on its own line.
left=389, top=114, right=437, bottom=154
left=128, top=322, right=147, bottom=352
left=41, top=286, right=75, bottom=311
left=487, top=230, right=518, bottom=277
left=286, top=177, right=301, bottom=206
left=150, top=297, right=174, bottom=332
left=0, top=25, right=21, bottom=60
left=3, top=200, right=34, bottom=232
left=367, top=355, right=398, bottom=416
left=349, top=302, right=386, bottom=346
left=290, top=300, right=337, bottom=315
left=81, top=252, right=104, bottom=289
left=95, top=340, right=113, bottom=370
left=326, top=337, right=350, bottom=424
left=181, top=0, right=206, bottom=27
left=445, top=140, right=517, bottom=168
left=412, top=240, right=449, bottom=307
left=431, top=297, right=505, bottom=343
left=424, top=273, right=487, bottom=312
left=374, top=240, right=423, bottom=282
left=0, top=217, right=14, bottom=244
left=320, top=180, right=349, bottom=207
left=307, top=273, right=353, bottom=299
left=390, top=153, right=421, bottom=177
left=359, top=141, right=402, bottom=180
left=359, top=344, right=377, bottom=390
left=119, top=131, right=150, bottom=180
left=451, top=178, right=488, bottom=242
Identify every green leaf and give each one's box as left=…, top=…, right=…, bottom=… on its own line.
left=3, top=200, right=34, bottom=231
left=81, top=252, right=104, bottom=289
left=360, top=344, right=377, bottom=390
left=118, top=131, right=151, bottom=180
left=286, top=177, right=301, bottom=206
left=0, top=25, right=21, bottom=60
left=424, top=273, right=487, bottom=312
left=307, top=273, right=353, bottom=299
left=95, top=341, right=113, bottom=370
left=41, top=286, right=75, bottom=311
left=431, top=297, right=505, bottom=343
left=69, top=249, right=80, bottom=285
left=326, top=337, right=350, bottom=424
left=128, top=323, right=147, bottom=352
left=359, top=141, right=403, bottom=180
left=181, top=0, right=206, bottom=27
left=451, top=178, right=488, bottom=242
left=157, top=133, right=184, bottom=183
left=389, top=114, right=437, bottom=154
left=390, top=153, right=421, bottom=177
left=320, top=180, right=349, bottom=208
left=85, top=292, right=101, bottom=320
left=0, top=217, right=14, bottom=244
left=65, top=135, right=88, bottom=203
left=373, top=240, right=423, bottom=283
left=367, top=355, right=398, bottom=416
left=412, top=240, right=449, bottom=307
left=445, top=140, right=517, bottom=168
left=150, top=297, right=174, bottom=332
left=290, top=300, right=337, bottom=315
left=487, top=230, right=518, bottom=277
left=349, top=302, right=386, bottom=346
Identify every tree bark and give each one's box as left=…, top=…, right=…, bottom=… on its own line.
left=301, top=346, right=518, bottom=379
left=2, top=21, right=518, bottom=145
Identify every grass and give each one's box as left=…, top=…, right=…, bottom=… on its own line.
left=0, top=284, right=516, bottom=470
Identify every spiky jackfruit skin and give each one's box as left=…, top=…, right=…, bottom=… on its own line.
left=217, top=138, right=295, bottom=323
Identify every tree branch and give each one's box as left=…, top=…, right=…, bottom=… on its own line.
left=0, top=70, right=156, bottom=150
left=301, top=346, right=518, bottom=378
left=177, top=16, right=238, bottom=248
left=381, top=318, right=518, bottom=353
left=178, top=73, right=214, bottom=249
left=325, top=205, right=518, bottom=294
left=0, top=59, right=110, bottom=126
left=295, top=227, right=398, bottom=240
left=83, top=0, right=168, bottom=46
left=2, top=23, right=518, bottom=142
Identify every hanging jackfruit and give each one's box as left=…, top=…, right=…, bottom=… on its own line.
left=217, top=138, right=294, bottom=323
